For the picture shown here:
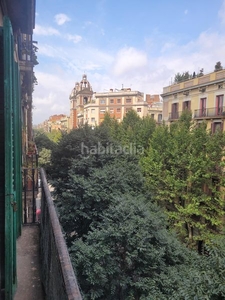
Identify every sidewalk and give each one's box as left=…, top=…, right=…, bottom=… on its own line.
left=14, top=224, right=45, bottom=300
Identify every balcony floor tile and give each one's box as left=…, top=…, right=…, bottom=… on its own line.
left=14, top=224, right=45, bottom=300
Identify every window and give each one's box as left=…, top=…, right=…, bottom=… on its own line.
left=158, top=114, right=162, bottom=122
left=218, top=84, right=223, bottom=89
left=100, top=109, right=106, bottom=114
left=126, top=107, right=132, bottom=112
left=91, top=117, right=95, bottom=122
left=137, top=108, right=142, bottom=112
left=91, top=109, right=95, bottom=113
left=116, top=108, right=121, bottom=112
left=117, top=99, right=121, bottom=104
left=110, top=99, right=114, bottom=104
left=110, top=108, right=114, bottom=113
left=171, top=103, right=179, bottom=119
left=183, top=101, right=191, bottom=111
left=126, top=99, right=132, bottom=103
left=212, top=121, right=223, bottom=133
left=100, top=99, right=106, bottom=104
left=151, top=114, right=155, bottom=119
left=216, top=95, right=224, bottom=115
left=200, top=98, right=206, bottom=117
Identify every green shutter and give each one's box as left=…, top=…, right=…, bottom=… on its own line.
left=3, top=16, right=17, bottom=299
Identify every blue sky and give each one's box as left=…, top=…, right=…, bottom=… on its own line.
left=33, top=0, right=225, bottom=124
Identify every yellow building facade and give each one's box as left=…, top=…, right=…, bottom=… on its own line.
left=161, top=69, right=225, bottom=132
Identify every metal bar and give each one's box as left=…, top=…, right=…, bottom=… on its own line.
left=24, top=169, right=27, bottom=224
left=32, top=168, right=36, bottom=223
left=40, top=168, right=82, bottom=300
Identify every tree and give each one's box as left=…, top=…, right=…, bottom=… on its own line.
left=55, top=153, right=145, bottom=244
left=101, top=110, right=156, bottom=151
left=38, top=148, right=52, bottom=168
left=141, top=111, right=225, bottom=248
left=49, top=124, right=114, bottom=181
left=34, top=129, right=55, bottom=152
left=70, top=196, right=194, bottom=300
left=174, top=71, right=190, bottom=83
left=214, top=61, right=223, bottom=72
left=47, top=129, right=62, bottom=143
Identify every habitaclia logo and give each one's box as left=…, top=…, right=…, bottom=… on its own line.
left=81, top=142, right=144, bottom=156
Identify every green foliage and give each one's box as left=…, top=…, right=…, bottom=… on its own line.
left=34, top=129, right=56, bottom=152
left=55, top=153, right=145, bottom=244
left=174, top=71, right=191, bottom=83
left=38, top=148, right=52, bottom=168
left=173, top=237, right=225, bottom=299
left=141, top=111, right=225, bottom=247
left=101, top=110, right=156, bottom=150
left=49, top=124, right=114, bottom=180
left=50, top=116, right=225, bottom=299
left=47, top=129, right=62, bottom=143
left=70, top=196, right=194, bottom=300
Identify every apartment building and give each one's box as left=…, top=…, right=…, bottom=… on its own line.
left=69, top=74, right=162, bottom=128
left=84, top=89, right=163, bottom=127
left=83, top=88, right=147, bottom=126
left=147, top=101, right=163, bottom=124
left=48, top=114, right=69, bottom=131
left=161, top=69, right=225, bottom=132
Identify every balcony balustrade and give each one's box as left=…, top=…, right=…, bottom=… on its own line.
left=168, top=111, right=180, bottom=120
left=17, top=168, right=82, bottom=300
left=194, top=107, right=225, bottom=119
left=39, top=168, right=82, bottom=300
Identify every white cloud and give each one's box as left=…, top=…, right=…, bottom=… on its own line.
left=160, top=42, right=175, bottom=53
left=54, top=13, right=71, bottom=25
left=66, top=34, right=82, bottom=43
left=33, top=2, right=225, bottom=124
left=33, top=71, right=73, bottom=124
left=218, top=0, right=225, bottom=25
left=34, top=24, right=60, bottom=36
left=37, top=44, right=62, bottom=58
left=112, top=47, right=148, bottom=76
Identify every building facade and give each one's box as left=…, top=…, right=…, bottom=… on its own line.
left=69, top=74, right=93, bottom=129
left=0, top=0, right=36, bottom=299
left=84, top=88, right=150, bottom=126
left=69, top=75, right=162, bottom=128
left=161, top=69, right=225, bottom=131
left=36, top=114, right=70, bottom=132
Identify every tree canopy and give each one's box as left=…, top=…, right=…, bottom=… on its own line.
left=141, top=111, right=225, bottom=248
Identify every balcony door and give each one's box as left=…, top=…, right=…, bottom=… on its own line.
left=200, top=98, right=206, bottom=117
left=171, top=103, right=178, bottom=119
left=216, top=95, right=224, bottom=115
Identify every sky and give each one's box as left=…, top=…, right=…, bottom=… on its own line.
left=33, top=0, right=225, bottom=124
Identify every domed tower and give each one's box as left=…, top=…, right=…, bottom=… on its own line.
left=69, top=74, right=93, bottom=129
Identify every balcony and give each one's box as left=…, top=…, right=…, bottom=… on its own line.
left=14, top=168, right=82, bottom=300
left=168, top=111, right=180, bottom=120
left=194, top=107, right=225, bottom=119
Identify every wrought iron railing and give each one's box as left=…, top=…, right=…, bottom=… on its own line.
left=23, top=167, right=38, bottom=223
left=168, top=111, right=180, bottom=120
left=39, top=168, right=82, bottom=300
left=194, top=107, right=225, bottom=118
